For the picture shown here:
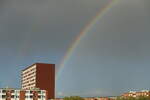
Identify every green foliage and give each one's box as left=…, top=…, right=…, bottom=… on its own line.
left=64, top=96, right=84, bottom=100
left=116, top=96, right=150, bottom=100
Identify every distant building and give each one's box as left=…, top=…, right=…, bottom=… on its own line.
left=21, top=63, right=55, bottom=99
left=122, top=91, right=136, bottom=97
left=0, top=88, right=47, bottom=100
left=122, top=90, right=150, bottom=98
left=136, top=90, right=150, bottom=97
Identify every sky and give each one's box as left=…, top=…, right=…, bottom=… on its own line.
left=0, top=0, right=150, bottom=98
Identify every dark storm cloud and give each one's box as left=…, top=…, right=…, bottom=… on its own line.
left=56, top=0, right=150, bottom=97
left=0, top=0, right=110, bottom=88
left=0, top=0, right=110, bottom=50
left=0, top=0, right=110, bottom=64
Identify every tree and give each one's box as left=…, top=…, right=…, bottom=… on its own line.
left=64, top=96, right=84, bottom=100
left=116, top=96, right=150, bottom=100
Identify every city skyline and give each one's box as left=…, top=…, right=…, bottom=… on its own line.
left=0, top=0, right=150, bottom=98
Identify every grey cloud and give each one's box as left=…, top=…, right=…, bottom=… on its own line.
left=56, top=0, right=150, bottom=97
left=0, top=0, right=111, bottom=88
left=0, top=0, right=111, bottom=65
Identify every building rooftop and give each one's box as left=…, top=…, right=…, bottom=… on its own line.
left=22, top=63, right=55, bottom=72
left=0, top=87, right=44, bottom=91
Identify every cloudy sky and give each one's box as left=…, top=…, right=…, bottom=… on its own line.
left=0, top=0, right=150, bottom=97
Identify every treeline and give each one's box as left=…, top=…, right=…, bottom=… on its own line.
left=63, top=96, right=150, bottom=100
left=116, top=96, right=150, bottom=100
left=64, top=96, right=84, bottom=100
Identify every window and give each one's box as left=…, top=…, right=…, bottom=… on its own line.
left=11, top=95, right=14, bottom=98
left=2, top=95, right=6, bottom=98
left=30, top=91, right=33, bottom=93
left=38, top=96, right=41, bottom=98
left=38, top=91, right=41, bottom=93
left=2, top=90, right=6, bottom=93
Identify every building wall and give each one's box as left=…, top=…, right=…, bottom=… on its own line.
left=22, top=65, right=36, bottom=89
left=20, top=91, right=25, bottom=100
left=0, top=89, right=47, bottom=100
left=36, top=63, right=55, bottom=99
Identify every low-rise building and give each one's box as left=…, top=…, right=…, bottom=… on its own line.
left=136, top=90, right=150, bottom=97
left=122, top=90, right=150, bottom=98
left=0, top=88, right=47, bottom=100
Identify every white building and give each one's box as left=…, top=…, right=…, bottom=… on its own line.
left=0, top=88, right=47, bottom=100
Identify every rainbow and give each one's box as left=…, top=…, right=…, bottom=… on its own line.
left=57, top=0, right=119, bottom=78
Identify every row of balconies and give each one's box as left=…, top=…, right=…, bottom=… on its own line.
left=22, top=78, right=35, bottom=85
left=22, top=72, right=36, bottom=80
left=22, top=65, right=36, bottom=75
left=22, top=83, right=36, bottom=89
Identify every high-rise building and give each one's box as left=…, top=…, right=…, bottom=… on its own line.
left=21, top=63, right=55, bottom=99
left=0, top=88, right=47, bottom=100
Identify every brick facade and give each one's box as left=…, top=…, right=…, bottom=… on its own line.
left=22, top=63, right=55, bottom=99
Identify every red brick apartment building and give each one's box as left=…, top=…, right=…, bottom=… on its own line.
left=0, top=88, right=47, bottom=100
left=122, top=90, right=150, bottom=98
left=21, top=63, right=55, bottom=99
